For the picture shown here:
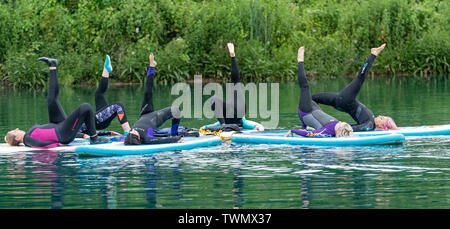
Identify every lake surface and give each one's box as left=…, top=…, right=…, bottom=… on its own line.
left=1, top=75, right=450, bottom=209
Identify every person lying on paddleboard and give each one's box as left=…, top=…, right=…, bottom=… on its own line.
left=4, top=58, right=110, bottom=148
left=311, top=43, right=399, bottom=131
left=285, top=46, right=353, bottom=138
left=76, top=55, right=132, bottom=137
left=200, top=43, right=264, bottom=132
left=124, top=52, right=183, bottom=145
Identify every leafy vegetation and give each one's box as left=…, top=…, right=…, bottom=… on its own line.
left=0, top=0, right=448, bottom=87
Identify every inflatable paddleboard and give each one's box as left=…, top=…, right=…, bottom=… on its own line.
left=75, top=136, right=222, bottom=156
left=0, top=138, right=91, bottom=153
left=354, top=125, right=450, bottom=137
left=231, top=133, right=405, bottom=146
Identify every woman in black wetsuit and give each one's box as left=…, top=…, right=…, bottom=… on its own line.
left=78, top=55, right=131, bottom=137
left=5, top=58, right=109, bottom=147
left=124, top=53, right=182, bottom=145
left=200, top=43, right=264, bottom=131
left=311, top=43, right=398, bottom=131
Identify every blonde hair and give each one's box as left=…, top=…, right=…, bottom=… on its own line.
left=335, top=122, right=353, bottom=137
left=5, top=132, right=20, bottom=146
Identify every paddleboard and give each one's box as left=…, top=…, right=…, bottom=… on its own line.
left=75, top=136, right=222, bottom=156
left=231, top=133, right=405, bottom=146
left=0, top=138, right=91, bottom=153
left=354, top=125, right=450, bottom=137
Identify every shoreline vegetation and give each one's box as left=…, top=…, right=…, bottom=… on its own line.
left=0, top=72, right=430, bottom=89
left=0, top=0, right=448, bottom=88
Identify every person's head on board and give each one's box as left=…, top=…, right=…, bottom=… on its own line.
left=335, top=122, right=353, bottom=137
left=5, top=128, right=26, bottom=146
left=124, top=129, right=142, bottom=145
left=374, top=116, right=399, bottom=130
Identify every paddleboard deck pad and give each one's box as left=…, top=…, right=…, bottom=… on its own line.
left=200, top=128, right=259, bottom=141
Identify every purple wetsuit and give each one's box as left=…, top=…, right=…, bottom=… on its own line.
left=291, top=121, right=338, bottom=138
left=292, top=61, right=339, bottom=138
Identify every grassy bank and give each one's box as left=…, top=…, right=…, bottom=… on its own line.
left=0, top=0, right=448, bottom=87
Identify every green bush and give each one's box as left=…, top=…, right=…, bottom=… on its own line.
left=0, top=0, right=448, bottom=87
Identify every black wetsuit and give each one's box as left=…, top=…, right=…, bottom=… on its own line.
left=131, top=66, right=181, bottom=144
left=23, top=69, right=98, bottom=148
left=78, top=77, right=128, bottom=134
left=210, top=57, right=246, bottom=126
left=311, top=54, right=376, bottom=131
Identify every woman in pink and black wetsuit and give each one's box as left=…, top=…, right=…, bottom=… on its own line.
left=285, top=47, right=353, bottom=138
left=4, top=58, right=109, bottom=148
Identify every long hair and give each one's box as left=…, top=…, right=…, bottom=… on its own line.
left=375, top=116, right=399, bottom=130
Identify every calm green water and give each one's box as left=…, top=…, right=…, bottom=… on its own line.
left=1, top=75, right=450, bottom=209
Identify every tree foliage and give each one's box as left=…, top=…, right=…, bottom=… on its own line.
left=0, top=0, right=448, bottom=87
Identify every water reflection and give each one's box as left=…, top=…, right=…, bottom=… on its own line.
left=1, top=76, right=450, bottom=208
left=294, top=147, right=315, bottom=209
left=31, top=150, right=64, bottom=209
left=0, top=150, right=67, bottom=208
left=143, top=157, right=157, bottom=209
left=231, top=150, right=244, bottom=209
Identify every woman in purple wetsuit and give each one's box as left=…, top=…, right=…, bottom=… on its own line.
left=285, top=46, right=353, bottom=138
left=4, top=58, right=109, bottom=148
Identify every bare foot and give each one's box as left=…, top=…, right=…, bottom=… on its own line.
left=254, top=124, right=264, bottom=131
left=102, top=68, right=109, bottom=78
left=298, top=46, right=305, bottom=62
left=227, top=43, right=235, bottom=57
left=371, top=43, right=386, bottom=56
left=149, top=53, right=157, bottom=67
